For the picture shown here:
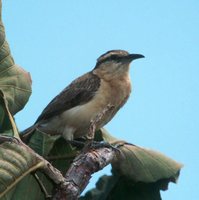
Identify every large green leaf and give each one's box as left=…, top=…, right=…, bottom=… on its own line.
left=0, top=141, right=44, bottom=199
left=0, top=91, right=18, bottom=138
left=1, top=128, right=69, bottom=200
left=9, top=172, right=50, bottom=200
left=80, top=129, right=183, bottom=200
left=80, top=173, right=162, bottom=200
left=0, top=93, right=12, bottom=134
left=100, top=129, right=182, bottom=185
left=113, top=144, right=182, bottom=185
left=27, top=129, right=78, bottom=173
left=11, top=130, right=79, bottom=200
left=28, top=130, right=61, bottom=157
left=0, top=1, right=32, bottom=115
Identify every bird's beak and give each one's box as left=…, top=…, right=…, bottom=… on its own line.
left=125, top=54, right=145, bottom=62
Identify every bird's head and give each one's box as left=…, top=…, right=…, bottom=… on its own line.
left=93, top=50, right=144, bottom=79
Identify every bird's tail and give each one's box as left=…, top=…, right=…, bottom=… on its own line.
left=20, top=125, right=36, bottom=143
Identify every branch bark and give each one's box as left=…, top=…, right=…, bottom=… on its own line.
left=52, top=147, right=116, bottom=200
left=0, top=135, right=116, bottom=200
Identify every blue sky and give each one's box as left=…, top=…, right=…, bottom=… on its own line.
left=2, top=1, right=199, bottom=199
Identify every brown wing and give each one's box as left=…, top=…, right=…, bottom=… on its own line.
left=35, top=71, right=101, bottom=123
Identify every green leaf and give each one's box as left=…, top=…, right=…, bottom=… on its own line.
left=12, top=131, right=79, bottom=200
left=28, top=129, right=61, bottom=156
left=0, top=1, right=32, bottom=115
left=0, top=91, right=18, bottom=138
left=0, top=141, right=44, bottom=199
left=115, top=144, right=182, bottom=184
left=0, top=98, right=12, bottom=134
left=8, top=173, right=49, bottom=200
left=80, top=173, right=162, bottom=200
left=28, top=130, right=78, bottom=171
left=81, top=129, right=183, bottom=199
left=47, top=137, right=78, bottom=172
left=100, top=128, right=183, bottom=187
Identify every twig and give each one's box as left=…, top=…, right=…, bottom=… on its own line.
left=33, top=172, right=52, bottom=199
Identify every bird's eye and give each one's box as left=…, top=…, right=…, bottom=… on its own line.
left=110, top=55, right=119, bottom=60
left=108, top=55, right=121, bottom=62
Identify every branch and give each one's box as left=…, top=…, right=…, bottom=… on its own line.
left=0, top=135, right=116, bottom=200
left=52, top=147, right=116, bottom=200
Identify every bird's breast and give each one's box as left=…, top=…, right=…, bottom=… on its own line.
left=59, top=76, right=131, bottom=138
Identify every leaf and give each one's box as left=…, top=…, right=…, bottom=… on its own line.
left=0, top=91, right=18, bottom=138
left=28, top=129, right=61, bottom=157
left=0, top=1, right=32, bottom=115
left=47, top=137, right=78, bottom=172
left=9, top=172, right=48, bottom=200
left=80, top=129, right=183, bottom=200
left=0, top=97, right=12, bottom=134
left=0, top=141, right=44, bottom=199
left=99, top=129, right=183, bottom=188
left=0, top=129, right=75, bottom=200
left=11, top=131, right=79, bottom=200
left=80, top=173, right=162, bottom=200
left=28, top=130, right=78, bottom=171
left=114, top=144, right=182, bottom=185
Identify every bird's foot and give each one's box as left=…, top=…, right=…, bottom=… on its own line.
left=83, top=140, right=121, bottom=154
left=65, top=139, right=121, bottom=154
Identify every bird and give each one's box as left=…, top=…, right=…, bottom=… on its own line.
left=21, top=50, right=144, bottom=143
